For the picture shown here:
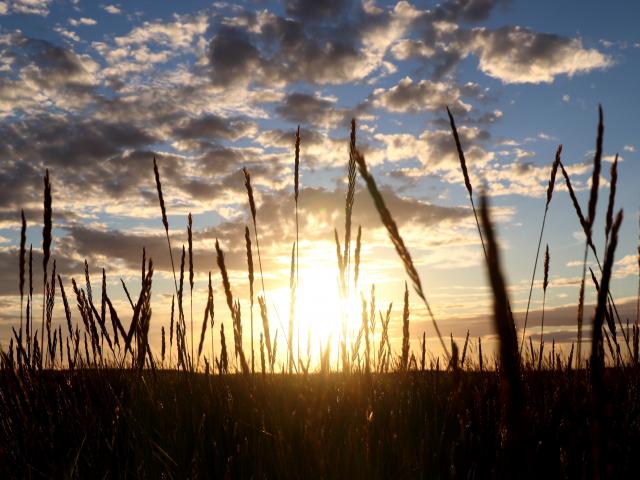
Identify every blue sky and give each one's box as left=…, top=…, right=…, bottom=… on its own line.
left=0, top=0, right=638, bottom=364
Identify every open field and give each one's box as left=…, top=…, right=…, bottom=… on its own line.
left=2, top=369, right=640, bottom=478
left=1, top=107, right=639, bottom=478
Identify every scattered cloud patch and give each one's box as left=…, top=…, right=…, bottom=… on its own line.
left=69, top=17, right=97, bottom=26
left=103, top=4, right=121, bottom=15
left=372, top=76, right=471, bottom=114
left=470, top=27, right=613, bottom=83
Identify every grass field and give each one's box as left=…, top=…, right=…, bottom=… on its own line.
left=1, top=110, right=639, bottom=478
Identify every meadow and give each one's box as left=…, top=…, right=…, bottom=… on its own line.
left=1, top=108, right=639, bottom=478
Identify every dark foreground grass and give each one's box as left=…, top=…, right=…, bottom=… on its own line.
left=2, top=368, right=639, bottom=478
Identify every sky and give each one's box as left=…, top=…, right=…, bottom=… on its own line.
left=0, top=0, right=638, bottom=367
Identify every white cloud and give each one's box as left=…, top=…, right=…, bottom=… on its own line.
left=54, top=27, right=80, bottom=42
left=374, top=127, right=493, bottom=174
left=390, top=39, right=434, bottom=60
left=114, top=13, right=208, bottom=49
left=103, top=4, right=121, bottom=15
left=623, top=145, right=635, bottom=152
left=613, top=254, right=639, bottom=279
left=562, top=94, right=570, bottom=102
left=69, top=17, right=97, bottom=27
left=470, top=27, right=612, bottom=84
left=372, top=76, right=471, bottom=114
left=10, top=0, right=51, bottom=16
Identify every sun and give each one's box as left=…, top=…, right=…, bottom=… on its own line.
left=268, top=255, right=364, bottom=368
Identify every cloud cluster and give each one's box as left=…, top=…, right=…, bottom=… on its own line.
left=0, top=0, right=622, bottom=348
left=470, top=26, right=613, bottom=83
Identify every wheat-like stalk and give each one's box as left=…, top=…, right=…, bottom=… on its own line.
left=590, top=209, right=622, bottom=478
left=153, top=157, right=180, bottom=298
left=479, top=192, right=522, bottom=438
left=294, top=125, right=301, bottom=289
left=460, top=330, right=470, bottom=367
left=19, top=210, right=26, bottom=338
left=245, top=226, right=255, bottom=373
left=560, top=161, right=590, bottom=366
left=353, top=225, right=362, bottom=290
left=27, top=244, right=33, bottom=364
left=539, top=245, right=550, bottom=365
left=447, top=107, right=487, bottom=260
left=343, top=119, right=357, bottom=290
left=288, top=241, right=296, bottom=373
left=605, top=154, right=618, bottom=247
left=520, top=145, right=562, bottom=356
left=587, top=105, right=604, bottom=237
left=218, top=322, right=228, bottom=374
left=243, top=167, right=266, bottom=298
left=401, top=282, right=409, bottom=371
left=169, top=295, right=174, bottom=367
left=188, top=213, right=194, bottom=368
left=258, top=296, right=272, bottom=371
left=41, top=169, right=52, bottom=364
left=215, top=239, right=248, bottom=374
left=216, top=238, right=233, bottom=319
left=355, top=149, right=450, bottom=359
left=197, top=272, right=214, bottom=364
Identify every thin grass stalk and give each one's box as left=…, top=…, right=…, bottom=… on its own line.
left=590, top=209, right=622, bottom=478
left=364, top=308, right=370, bottom=374
left=243, top=167, right=265, bottom=296
left=188, top=213, right=194, bottom=369
left=368, top=284, right=375, bottom=367
left=560, top=161, right=591, bottom=366
left=449, top=334, right=459, bottom=371
left=401, top=282, right=410, bottom=371
left=219, top=322, right=228, bottom=374
left=520, top=145, right=561, bottom=355
left=288, top=242, right=296, bottom=373
left=169, top=295, right=174, bottom=367
left=343, top=118, right=357, bottom=286
left=355, top=149, right=450, bottom=359
left=587, top=105, right=604, bottom=239
left=604, top=154, right=618, bottom=249
left=576, top=262, right=587, bottom=366
left=178, top=245, right=187, bottom=369
left=354, top=225, right=362, bottom=290
left=58, top=275, right=72, bottom=337
left=258, top=296, right=272, bottom=371
left=294, top=125, right=300, bottom=288
left=376, top=305, right=390, bottom=372
left=294, top=128, right=301, bottom=366
left=153, top=157, right=180, bottom=306
left=260, top=333, right=266, bottom=375
left=215, top=239, right=248, bottom=373
left=161, top=326, right=165, bottom=367
left=447, top=107, right=487, bottom=260
left=197, top=272, right=214, bottom=366
left=19, top=210, right=26, bottom=341
left=105, top=293, right=125, bottom=351
left=245, top=226, right=255, bottom=373
left=588, top=267, right=620, bottom=364
left=45, top=260, right=56, bottom=367
left=539, top=245, right=550, bottom=365
left=460, top=329, right=470, bottom=366
left=479, top=193, right=522, bottom=438
left=41, top=169, right=52, bottom=364
left=233, top=300, right=249, bottom=373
